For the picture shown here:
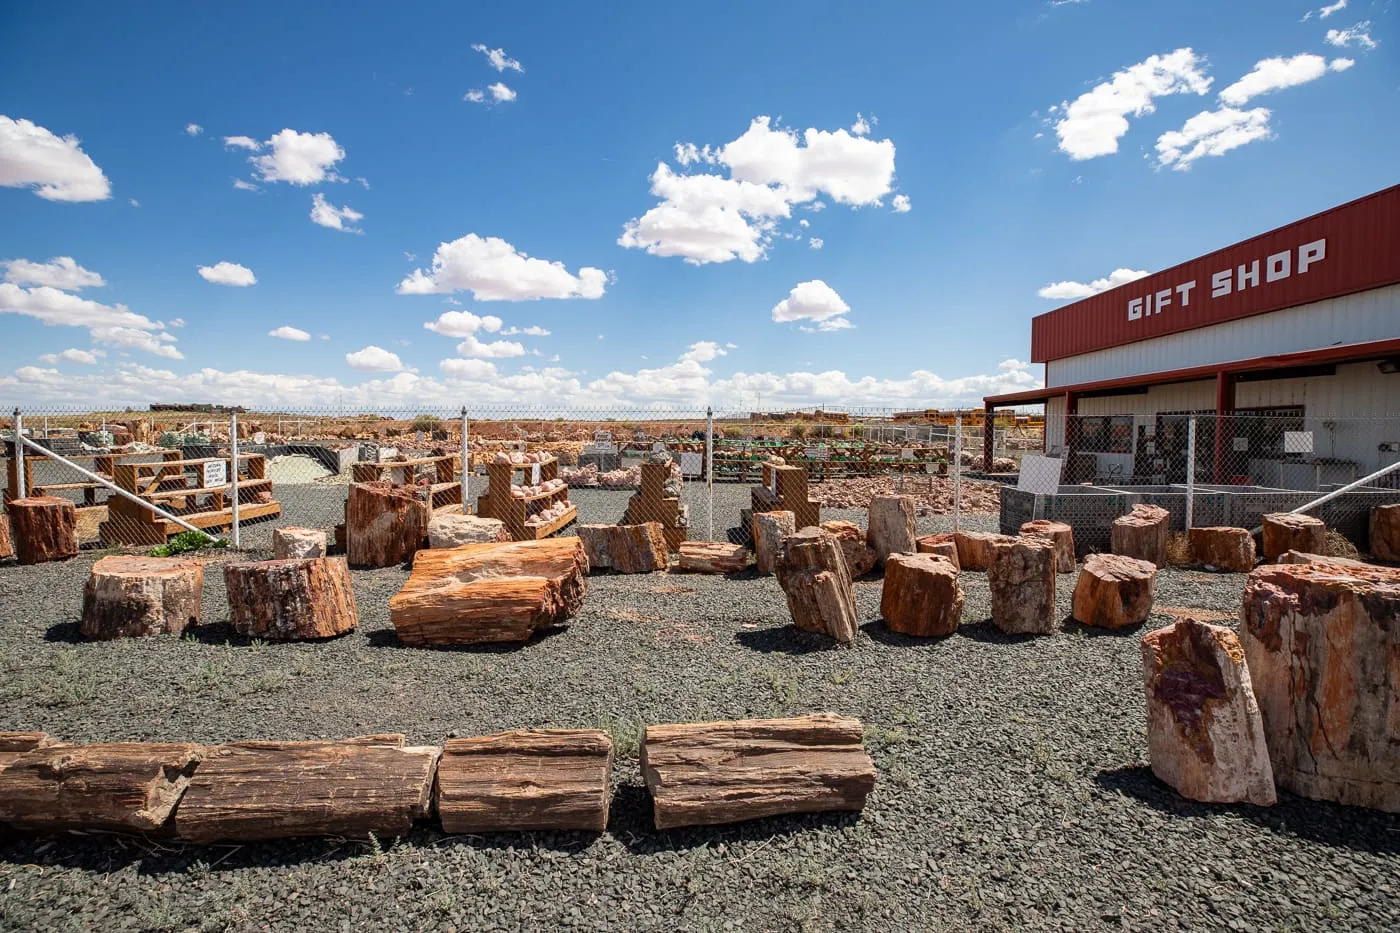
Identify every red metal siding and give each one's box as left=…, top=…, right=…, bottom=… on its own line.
left=1030, top=185, right=1400, bottom=363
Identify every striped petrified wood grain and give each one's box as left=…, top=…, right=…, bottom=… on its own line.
left=0, top=732, right=60, bottom=774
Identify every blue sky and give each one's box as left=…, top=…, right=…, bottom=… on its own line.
left=0, top=0, right=1393, bottom=412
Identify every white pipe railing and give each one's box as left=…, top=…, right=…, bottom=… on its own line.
left=229, top=412, right=241, bottom=548
left=1249, top=457, right=1400, bottom=535
left=952, top=415, right=962, bottom=533
left=706, top=406, right=715, bottom=541
left=13, top=408, right=26, bottom=499
left=460, top=407, right=470, bottom=513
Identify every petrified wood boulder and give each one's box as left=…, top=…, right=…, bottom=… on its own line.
left=1261, top=512, right=1325, bottom=562
left=676, top=541, right=750, bottom=574
left=866, top=495, right=916, bottom=565
left=224, top=557, right=358, bottom=640
left=1370, top=504, right=1400, bottom=561
left=915, top=533, right=960, bottom=571
left=347, top=481, right=428, bottom=568
left=752, top=510, right=795, bottom=575
left=1141, top=619, right=1275, bottom=805
left=436, top=729, right=613, bottom=833
left=954, top=530, right=1014, bottom=572
left=880, top=553, right=963, bottom=637
left=987, top=537, right=1057, bottom=635
left=1071, top=553, right=1156, bottom=629
left=0, top=515, right=12, bottom=561
left=1275, top=550, right=1367, bottom=567
left=8, top=496, right=77, bottom=565
left=1241, top=561, right=1400, bottom=812
left=174, top=735, right=439, bottom=843
left=640, top=714, right=876, bottom=829
left=80, top=555, right=204, bottom=640
left=775, top=527, right=859, bottom=644
left=1111, top=504, right=1170, bottom=568
left=577, top=523, right=667, bottom=574
left=272, top=526, right=328, bottom=560
left=390, top=538, right=587, bottom=646
left=0, top=732, right=59, bottom=774
left=1020, top=520, right=1075, bottom=573
left=821, top=520, right=877, bottom=579
left=0, top=742, right=204, bottom=832
left=427, top=513, right=507, bottom=550
left=1188, top=526, right=1256, bottom=572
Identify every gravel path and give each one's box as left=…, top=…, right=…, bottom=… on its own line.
left=1, top=494, right=1397, bottom=932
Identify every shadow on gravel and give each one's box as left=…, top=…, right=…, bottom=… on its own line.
left=43, top=621, right=82, bottom=643
left=956, top=621, right=1045, bottom=646
left=860, top=620, right=955, bottom=647
left=735, top=626, right=841, bottom=655
left=180, top=624, right=359, bottom=648
left=364, top=626, right=569, bottom=652
left=1060, top=617, right=1145, bottom=638
left=1094, top=766, right=1400, bottom=854
left=0, top=830, right=396, bottom=875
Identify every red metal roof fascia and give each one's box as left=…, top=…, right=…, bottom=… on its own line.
left=1029, top=185, right=1400, bottom=363
left=986, top=336, right=1400, bottom=406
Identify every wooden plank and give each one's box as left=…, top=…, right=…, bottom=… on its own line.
left=144, top=478, right=271, bottom=501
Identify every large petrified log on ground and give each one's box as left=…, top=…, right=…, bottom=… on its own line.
left=954, top=530, right=1014, bottom=572
left=1071, top=553, right=1156, bottom=629
left=1141, top=619, right=1275, bottom=805
left=880, top=552, right=963, bottom=637
left=1369, top=504, right=1400, bottom=561
left=1020, top=520, right=1075, bottom=573
left=987, top=537, right=1057, bottom=635
left=1188, top=526, right=1256, bottom=572
left=1241, top=561, right=1400, bottom=811
left=775, top=527, right=859, bottom=644
left=427, top=513, right=508, bottom=549
left=1261, top=513, right=1325, bottom=562
left=8, top=496, right=77, bottom=565
left=866, top=496, right=916, bottom=566
left=0, top=732, right=59, bottom=774
left=272, top=526, right=328, bottom=560
left=752, top=510, right=795, bottom=575
left=80, top=555, right=204, bottom=640
left=821, top=520, right=876, bottom=579
left=436, top=730, right=613, bottom=833
left=916, top=532, right=960, bottom=571
left=0, top=742, right=204, bottom=832
left=389, top=538, right=587, bottom=646
left=224, top=557, right=358, bottom=640
left=173, top=735, right=439, bottom=843
left=347, top=481, right=428, bottom=568
left=676, top=541, right=750, bottom=574
left=577, top=523, right=667, bottom=574
left=639, top=714, right=876, bottom=829
left=1111, top=504, right=1170, bottom=568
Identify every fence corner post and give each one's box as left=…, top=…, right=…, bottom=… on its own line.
left=1185, top=415, right=1197, bottom=531
left=953, top=414, right=962, bottom=533
left=460, top=406, right=470, bottom=513
left=229, top=410, right=241, bottom=549
left=12, top=408, right=26, bottom=499
left=705, top=406, right=714, bottom=541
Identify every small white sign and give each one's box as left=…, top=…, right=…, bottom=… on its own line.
left=530, top=463, right=541, bottom=485
left=252, top=431, right=265, bottom=445
left=202, top=460, right=227, bottom=488
left=652, top=442, right=666, bottom=453
left=1017, top=454, right=1063, bottom=495
left=804, top=446, right=830, bottom=460
left=590, top=442, right=618, bottom=454
left=415, top=430, right=424, bottom=443
left=679, top=451, right=703, bottom=477
left=900, top=448, right=916, bottom=460
left=1283, top=431, right=1314, bottom=454
left=1232, top=437, right=1250, bottom=452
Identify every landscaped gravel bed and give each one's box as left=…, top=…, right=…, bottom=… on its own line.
left=1, top=496, right=1396, bottom=932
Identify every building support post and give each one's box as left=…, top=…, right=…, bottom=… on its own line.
left=1213, top=370, right=1236, bottom=484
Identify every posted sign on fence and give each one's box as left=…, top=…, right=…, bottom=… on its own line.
left=202, top=460, right=227, bottom=488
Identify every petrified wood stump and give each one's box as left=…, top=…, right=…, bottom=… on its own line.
left=224, top=556, right=359, bottom=640
left=80, top=555, right=204, bottom=640
left=1241, top=561, right=1400, bottom=812
left=174, top=735, right=440, bottom=843
left=676, top=541, right=750, bottom=574
left=390, top=538, right=587, bottom=646
left=0, top=742, right=204, bottom=832
left=347, top=481, right=428, bottom=568
left=1141, top=619, right=1275, bottom=805
left=954, top=531, right=1014, bottom=572
left=1019, top=520, right=1075, bottom=573
left=427, top=513, right=508, bottom=549
left=640, top=714, right=876, bottom=829
left=821, top=520, right=876, bottom=579
left=1369, top=504, right=1400, bottom=561
left=987, top=537, right=1057, bottom=635
left=577, top=523, right=667, bottom=574
left=916, top=533, right=960, bottom=571
left=1189, top=526, right=1256, bottom=572
left=880, top=553, right=964, bottom=637
left=8, top=496, right=78, bottom=565
left=866, top=495, right=916, bottom=566
left=1260, top=512, right=1325, bottom=562
left=753, top=510, right=795, bottom=575
left=272, top=526, right=328, bottom=560
left=1111, top=504, right=1170, bottom=568
left=775, top=527, right=859, bottom=644
left=1071, top=553, right=1156, bottom=629
left=436, top=729, right=613, bottom=833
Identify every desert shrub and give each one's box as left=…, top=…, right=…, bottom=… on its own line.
left=149, top=530, right=227, bottom=558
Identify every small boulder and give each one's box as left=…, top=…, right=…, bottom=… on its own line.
left=1188, top=526, right=1256, bottom=572
left=427, top=513, right=508, bottom=549
left=866, top=496, right=917, bottom=566
left=1071, top=553, right=1156, bottom=629
left=1019, top=520, right=1075, bottom=573
left=273, top=526, right=328, bottom=560
left=753, top=511, right=796, bottom=575
left=1261, top=513, right=1325, bottom=561
left=955, top=531, right=1015, bottom=572
left=987, top=537, right=1056, bottom=635
left=880, top=553, right=963, bottom=638
left=1111, top=504, right=1170, bottom=568
left=820, top=520, right=877, bottom=580
left=576, top=523, right=667, bottom=574
left=677, top=541, right=750, bottom=574
left=1371, top=504, right=1400, bottom=562
left=915, top=533, right=960, bottom=571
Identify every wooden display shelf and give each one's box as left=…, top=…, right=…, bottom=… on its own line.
left=519, top=503, right=578, bottom=539
left=100, top=501, right=283, bottom=547
left=99, top=453, right=282, bottom=546
left=6, top=449, right=182, bottom=510
left=351, top=454, right=460, bottom=486
left=475, top=458, right=574, bottom=540
left=753, top=462, right=820, bottom=530
left=621, top=460, right=687, bottom=552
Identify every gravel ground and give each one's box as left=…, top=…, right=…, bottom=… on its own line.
left=1, top=488, right=1397, bottom=932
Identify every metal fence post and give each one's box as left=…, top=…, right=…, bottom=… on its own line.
left=1185, top=416, right=1197, bottom=530
left=229, top=411, right=241, bottom=548
left=12, top=408, right=26, bottom=499
left=460, top=406, right=470, bottom=512
left=705, top=406, right=714, bottom=541
left=952, top=414, right=962, bottom=533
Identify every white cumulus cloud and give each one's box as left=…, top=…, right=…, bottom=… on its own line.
left=423, top=311, right=504, bottom=337
left=891, top=194, right=911, bottom=213
left=809, top=237, right=824, bottom=249
left=464, top=89, right=486, bottom=103
left=440, top=358, right=499, bottom=380
left=3, top=256, right=105, bottom=291
left=771, top=280, right=852, bottom=333
left=1038, top=267, right=1150, bottom=300
left=232, top=179, right=259, bottom=191
left=224, top=135, right=261, bottom=150
left=1156, top=106, right=1273, bottom=171
left=472, top=44, right=524, bottom=72
left=679, top=341, right=728, bottom=363
left=198, top=261, right=257, bottom=286
left=1318, top=0, right=1348, bottom=18
left=488, top=83, right=516, bottom=102
left=309, top=192, right=363, bottom=232
left=0, top=115, right=112, bottom=201
left=1326, top=21, right=1377, bottom=50
left=500, top=325, right=550, bottom=336
left=184, top=123, right=203, bottom=136
left=0, top=283, right=180, bottom=358
left=269, top=325, right=311, bottom=341
left=345, top=345, right=407, bottom=372
left=1218, top=54, right=1340, bottom=105
left=455, top=333, right=526, bottom=359
left=232, top=129, right=347, bottom=185
left=38, top=348, right=102, bottom=365
left=1053, top=48, right=1212, bottom=160
left=398, top=234, right=607, bottom=301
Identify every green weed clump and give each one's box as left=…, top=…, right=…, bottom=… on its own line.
left=149, top=530, right=226, bottom=558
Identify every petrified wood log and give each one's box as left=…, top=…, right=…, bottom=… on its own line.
left=640, top=714, right=876, bottom=829
left=1111, top=504, right=1170, bottom=568
left=427, top=513, right=508, bottom=549
left=577, top=523, right=667, bottom=574
left=1019, top=520, right=1076, bottom=573
left=987, top=537, right=1057, bottom=635
left=436, top=729, right=613, bottom=833
left=174, top=735, right=439, bottom=843
left=389, top=538, right=587, bottom=646
left=915, top=533, right=960, bottom=571
left=0, top=742, right=204, bottom=832
left=1372, top=504, right=1400, bottom=561
left=80, top=555, right=204, bottom=640
left=676, top=541, right=750, bottom=574
left=272, top=526, right=328, bottom=560
left=880, top=553, right=963, bottom=637
left=954, top=531, right=1014, bottom=572
left=1070, top=553, right=1156, bottom=629
left=8, top=496, right=78, bottom=565
left=866, top=496, right=916, bottom=566
left=1275, top=550, right=1368, bottom=567
left=224, top=556, right=358, bottom=640
left=1260, top=512, right=1325, bottom=562
left=1188, top=526, right=1256, bottom=572
left=752, top=510, right=795, bottom=575
left=347, top=481, right=428, bottom=568
left=1141, top=619, right=1275, bottom=805
left=0, top=732, right=59, bottom=774
left=1241, top=561, right=1400, bottom=812
left=821, top=520, right=876, bottom=579
left=775, top=527, right=859, bottom=644
left=0, top=514, right=12, bottom=561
